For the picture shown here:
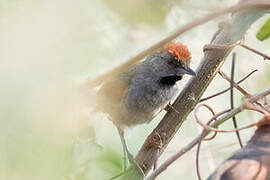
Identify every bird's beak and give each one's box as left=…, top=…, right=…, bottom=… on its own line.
left=178, top=67, right=196, bottom=76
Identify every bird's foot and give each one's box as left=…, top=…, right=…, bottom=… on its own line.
left=165, top=102, right=179, bottom=114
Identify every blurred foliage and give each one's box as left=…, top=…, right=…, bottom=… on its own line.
left=102, top=0, right=174, bottom=25
left=256, top=18, right=270, bottom=41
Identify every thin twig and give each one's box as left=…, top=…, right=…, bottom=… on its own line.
left=218, top=70, right=268, bottom=112
left=146, top=87, right=270, bottom=180
left=195, top=101, right=261, bottom=180
left=202, top=110, right=232, bottom=141
left=200, top=69, right=258, bottom=102
left=197, top=108, right=232, bottom=141
left=194, top=104, right=258, bottom=133
left=204, top=41, right=270, bottom=61
left=196, top=134, right=203, bottom=180
left=83, top=0, right=270, bottom=89
left=203, top=41, right=242, bottom=51
left=195, top=104, right=217, bottom=180
left=218, top=70, right=250, bottom=97
left=230, top=53, right=243, bottom=147
left=244, top=101, right=269, bottom=115
left=240, top=44, right=270, bottom=60
left=195, top=113, right=258, bottom=132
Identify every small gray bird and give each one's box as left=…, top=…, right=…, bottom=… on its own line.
left=96, top=42, right=196, bottom=169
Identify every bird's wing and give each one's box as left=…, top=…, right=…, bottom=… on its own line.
left=97, top=65, right=136, bottom=104
left=98, top=77, right=128, bottom=104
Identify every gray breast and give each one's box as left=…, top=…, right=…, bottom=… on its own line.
left=122, top=68, right=179, bottom=126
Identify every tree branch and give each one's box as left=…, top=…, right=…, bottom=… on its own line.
left=82, top=0, right=270, bottom=90
left=131, top=1, right=269, bottom=178
left=146, top=87, right=270, bottom=180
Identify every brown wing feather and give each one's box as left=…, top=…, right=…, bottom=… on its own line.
left=96, top=77, right=128, bottom=112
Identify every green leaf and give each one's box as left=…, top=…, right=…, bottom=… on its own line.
left=256, top=18, right=270, bottom=41
left=120, top=163, right=145, bottom=180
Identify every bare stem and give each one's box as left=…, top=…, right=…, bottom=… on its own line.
left=218, top=70, right=251, bottom=97
left=200, top=69, right=257, bottom=102
left=240, top=44, right=270, bottom=60
left=230, top=53, right=243, bottom=147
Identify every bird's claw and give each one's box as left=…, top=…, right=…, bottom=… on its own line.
left=165, top=103, right=179, bottom=114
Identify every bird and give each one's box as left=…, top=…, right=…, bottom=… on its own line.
left=95, top=42, right=196, bottom=171
left=207, top=114, right=270, bottom=180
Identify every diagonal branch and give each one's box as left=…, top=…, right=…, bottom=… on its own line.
left=82, top=0, right=270, bottom=90
left=218, top=70, right=251, bottom=97
left=240, top=44, right=270, bottom=60
left=131, top=1, right=270, bottom=177
left=218, top=70, right=270, bottom=112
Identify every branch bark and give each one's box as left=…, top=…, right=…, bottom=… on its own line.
left=124, top=1, right=270, bottom=178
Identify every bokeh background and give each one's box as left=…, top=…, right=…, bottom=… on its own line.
left=0, top=0, right=270, bottom=179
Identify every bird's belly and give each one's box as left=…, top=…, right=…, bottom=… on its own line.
left=122, top=84, right=178, bottom=126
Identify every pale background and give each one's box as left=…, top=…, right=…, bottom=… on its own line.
left=0, top=0, right=270, bottom=179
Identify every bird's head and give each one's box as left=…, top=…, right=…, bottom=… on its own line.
left=155, top=42, right=196, bottom=85
left=163, top=42, right=196, bottom=76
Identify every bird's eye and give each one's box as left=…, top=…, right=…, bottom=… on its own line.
left=168, top=57, right=183, bottom=67
left=176, top=60, right=184, bottom=67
